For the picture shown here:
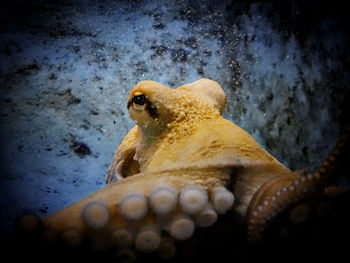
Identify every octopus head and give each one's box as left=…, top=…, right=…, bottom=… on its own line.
left=127, top=80, right=175, bottom=131
left=127, top=79, right=227, bottom=133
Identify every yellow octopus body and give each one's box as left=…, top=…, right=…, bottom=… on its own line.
left=106, top=79, right=291, bottom=215
left=43, top=78, right=342, bottom=255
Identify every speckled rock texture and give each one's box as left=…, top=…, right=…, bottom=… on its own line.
left=0, top=0, right=349, bottom=234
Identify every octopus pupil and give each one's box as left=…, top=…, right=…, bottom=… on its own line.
left=133, top=95, right=146, bottom=105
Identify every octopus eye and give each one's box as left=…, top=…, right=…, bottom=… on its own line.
left=132, top=94, right=146, bottom=106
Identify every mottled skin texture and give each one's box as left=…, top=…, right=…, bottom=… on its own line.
left=106, top=79, right=292, bottom=217
left=44, top=78, right=347, bottom=245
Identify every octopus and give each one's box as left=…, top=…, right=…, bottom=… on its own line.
left=22, top=78, right=348, bottom=261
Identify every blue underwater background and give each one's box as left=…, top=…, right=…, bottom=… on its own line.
left=0, top=0, right=349, bottom=234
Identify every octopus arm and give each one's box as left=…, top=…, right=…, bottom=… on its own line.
left=44, top=168, right=233, bottom=253
left=246, top=128, right=349, bottom=243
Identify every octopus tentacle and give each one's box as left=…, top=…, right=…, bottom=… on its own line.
left=43, top=169, right=234, bottom=257
left=246, top=127, right=349, bottom=243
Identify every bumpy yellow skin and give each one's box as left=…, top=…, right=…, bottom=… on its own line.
left=106, top=78, right=291, bottom=216
left=44, top=78, right=293, bottom=237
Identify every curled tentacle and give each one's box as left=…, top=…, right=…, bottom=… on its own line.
left=246, top=127, right=349, bottom=243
